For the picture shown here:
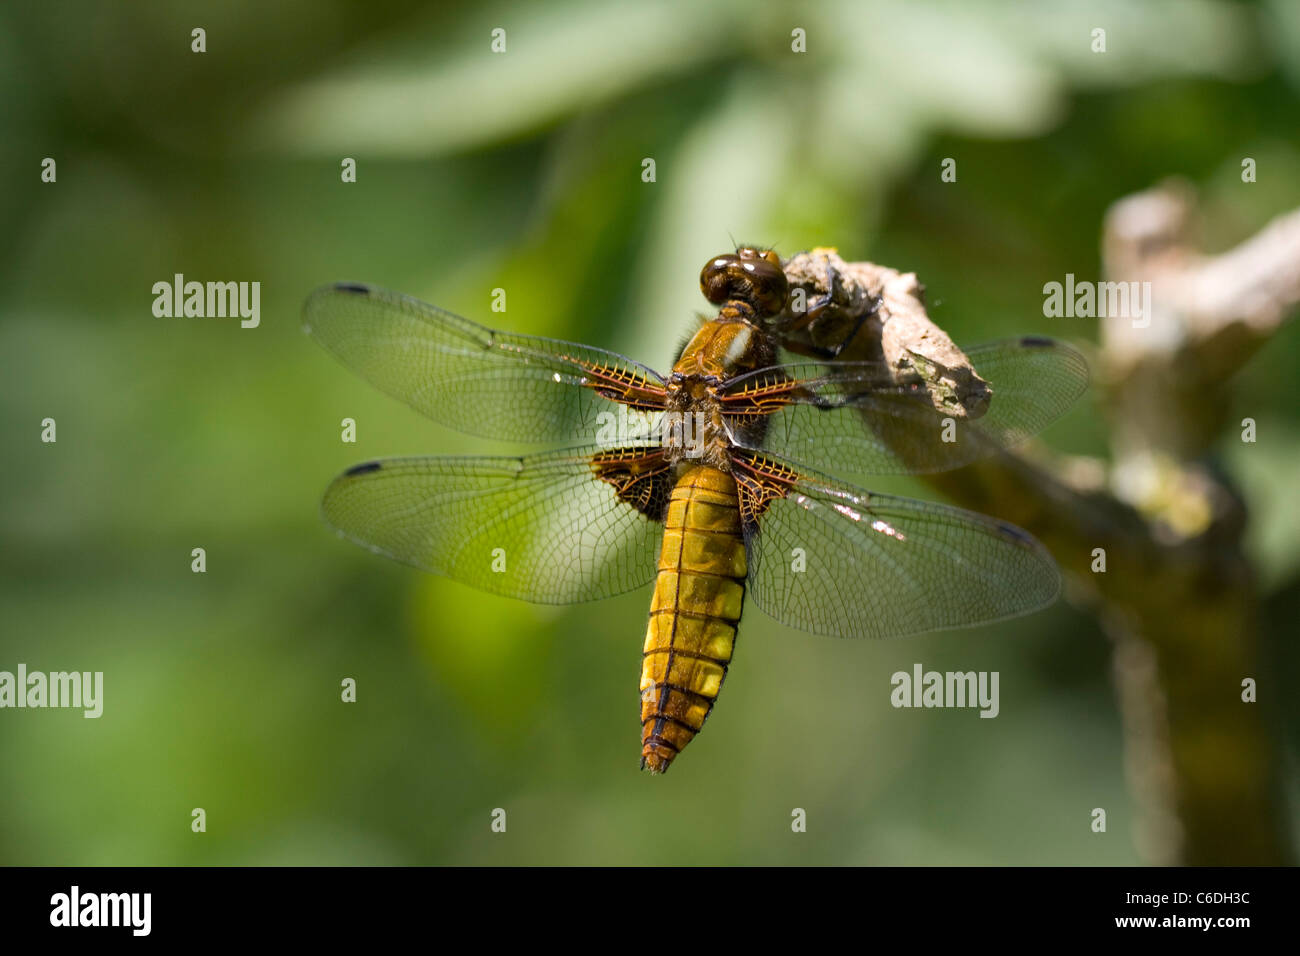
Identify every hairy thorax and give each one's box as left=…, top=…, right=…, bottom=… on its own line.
left=661, top=313, right=775, bottom=473
left=662, top=373, right=733, bottom=472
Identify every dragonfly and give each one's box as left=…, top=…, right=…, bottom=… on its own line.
left=304, top=247, right=1088, bottom=773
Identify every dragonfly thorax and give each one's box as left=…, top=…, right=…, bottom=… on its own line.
left=661, top=373, right=733, bottom=472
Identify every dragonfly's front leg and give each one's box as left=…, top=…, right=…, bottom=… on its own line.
left=781, top=253, right=879, bottom=360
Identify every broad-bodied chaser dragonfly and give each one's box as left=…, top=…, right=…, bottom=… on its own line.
left=304, top=248, right=1087, bottom=773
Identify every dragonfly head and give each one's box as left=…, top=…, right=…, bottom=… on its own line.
left=700, top=246, right=788, bottom=320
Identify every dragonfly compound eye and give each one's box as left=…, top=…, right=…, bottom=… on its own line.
left=699, top=251, right=789, bottom=317
left=735, top=245, right=783, bottom=271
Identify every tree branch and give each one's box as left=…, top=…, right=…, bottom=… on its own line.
left=780, top=193, right=1298, bottom=863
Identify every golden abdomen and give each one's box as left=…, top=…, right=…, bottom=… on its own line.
left=641, top=465, right=746, bottom=773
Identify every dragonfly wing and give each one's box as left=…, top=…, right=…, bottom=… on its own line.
left=304, top=282, right=667, bottom=445
left=736, top=451, right=1060, bottom=638
left=322, top=446, right=671, bottom=603
left=724, top=337, right=1088, bottom=475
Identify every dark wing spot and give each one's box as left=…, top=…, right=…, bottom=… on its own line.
left=334, top=282, right=371, bottom=295
left=996, top=520, right=1036, bottom=545
left=344, top=461, right=383, bottom=476
left=1018, top=335, right=1055, bottom=348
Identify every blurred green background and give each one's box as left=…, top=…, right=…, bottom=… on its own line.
left=2, top=0, right=1297, bottom=864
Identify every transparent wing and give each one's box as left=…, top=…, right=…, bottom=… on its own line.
left=322, top=446, right=669, bottom=603
left=740, top=452, right=1060, bottom=638
left=304, top=282, right=667, bottom=444
left=723, top=337, right=1088, bottom=475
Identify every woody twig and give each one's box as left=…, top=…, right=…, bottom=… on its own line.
left=781, top=185, right=1298, bottom=864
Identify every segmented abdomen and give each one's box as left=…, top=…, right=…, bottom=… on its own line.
left=640, top=465, right=746, bottom=773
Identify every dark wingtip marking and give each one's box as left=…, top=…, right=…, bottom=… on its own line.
left=334, top=282, right=371, bottom=295
left=996, top=520, right=1036, bottom=545
left=1019, top=335, right=1056, bottom=348
left=345, top=461, right=383, bottom=476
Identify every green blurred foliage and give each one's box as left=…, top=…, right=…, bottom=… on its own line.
left=1, top=0, right=1297, bottom=864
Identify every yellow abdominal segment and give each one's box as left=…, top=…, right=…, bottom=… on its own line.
left=640, top=465, right=747, bottom=773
